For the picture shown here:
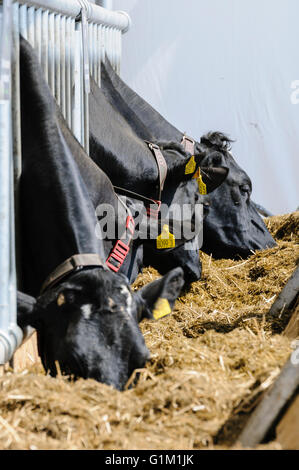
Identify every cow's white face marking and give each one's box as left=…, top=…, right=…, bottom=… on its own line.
left=81, top=304, right=92, bottom=319
left=120, top=285, right=132, bottom=316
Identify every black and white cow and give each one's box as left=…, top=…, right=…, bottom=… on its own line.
left=89, top=77, right=228, bottom=285
left=100, top=59, right=276, bottom=259
left=17, top=37, right=184, bottom=390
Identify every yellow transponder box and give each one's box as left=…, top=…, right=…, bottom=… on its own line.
left=153, top=298, right=172, bottom=320
left=156, top=224, right=175, bottom=249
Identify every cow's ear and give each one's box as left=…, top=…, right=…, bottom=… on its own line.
left=199, top=166, right=229, bottom=194
left=134, top=267, right=184, bottom=322
left=168, top=152, right=203, bottom=182
left=154, top=141, right=204, bottom=181
left=17, top=291, right=39, bottom=329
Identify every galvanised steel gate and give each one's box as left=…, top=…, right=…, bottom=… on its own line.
left=0, top=0, right=131, bottom=364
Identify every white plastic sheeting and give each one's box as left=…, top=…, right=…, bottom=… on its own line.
left=113, top=0, right=299, bottom=215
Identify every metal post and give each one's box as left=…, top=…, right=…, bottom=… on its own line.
left=72, top=23, right=82, bottom=143
left=35, top=8, right=42, bottom=62
left=48, top=11, right=55, bottom=95
left=0, top=0, right=22, bottom=365
left=41, top=9, right=48, bottom=80
left=65, top=16, right=72, bottom=127
left=60, top=14, right=66, bottom=117
left=54, top=13, right=61, bottom=105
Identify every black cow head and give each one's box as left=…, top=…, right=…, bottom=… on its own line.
left=17, top=267, right=184, bottom=390
left=199, top=132, right=276, bottom=258
left=138, top=140, right=228, bottom=284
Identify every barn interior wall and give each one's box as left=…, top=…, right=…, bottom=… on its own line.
left=113, top=0, right=299, bottom=215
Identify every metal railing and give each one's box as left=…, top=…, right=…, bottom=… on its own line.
left=0, top=0, right=131, bottom=364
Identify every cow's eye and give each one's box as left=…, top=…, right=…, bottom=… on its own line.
left=240, top=184, right=251, bottom=194
left=59, top=288, right=82, bottom=305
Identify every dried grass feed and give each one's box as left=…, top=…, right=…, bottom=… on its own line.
left=0, top=212, right=298, bottom=450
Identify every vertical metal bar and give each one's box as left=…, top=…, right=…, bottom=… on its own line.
left=84, top=93, right=89, bottom=154
left=118, top=27, right=121, bottom=74
left=0, top=0, right=22, bottom=364
left=60, top=15, right=66, bottom=118
left=96, top=23, right=101, bottom=86
left=106, top=26, right=110, bottom=63
left=115, top=28, right=119, bottom=74
left=19, top=4, right=28, bottom=40
left=80, top=10, right=90, bottom=153
left=8, top=117, right=18, bottom=362
left=93, top=22, right=97, bottom=83
left=72, top=24, right=82, bottom=144
left=41, top=9, right=48, bottom=81
left=65, top=16, right=72, bottom=127
left=0, top=1, right=12, bottom=336
left=101, top=25, right=106, bottom=66
left=0, top=111, right=10, bottom=336
left=115, top=28, right=119, bottom=71
left=110, top=27, right=114, bottom=65
left=108, top=26, right=112, bottom=65
left=54, top=13, right=61, bottom=106
left=88, top=21, right=92, bottom=79
left=27, top=6, right=35, bottom=47
left=109, top=27, right=113, bottom=66
left=80, top=23, right=85, bottom=150
left=34, top=8, right=42, bottom=63
left=48, top=11, right=55, bottom=95
left=11, top=1, right=23, bottom=306
left=90, top=22, right=95, bottom=81
left=12, top=3, right=21, bottom=184
left=112, top=27, right=116, bottom=70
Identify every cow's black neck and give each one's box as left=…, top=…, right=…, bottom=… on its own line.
left=19, top=37, right=107, bottom=295
left=101, top=59, right=184, bottom=143
left=89, top=77, right=160, bottom=199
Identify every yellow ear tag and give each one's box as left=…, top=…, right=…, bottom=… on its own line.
left=185, top=155, right=196, bottom=175
left=197, top=171, right=207, bottom=195
left=57, top=293, right=65, bottom=307
left=193, top=168, right=207, bottom=195
left=156, top=224, right=176, bottom=249
left=153, top=298, right=172, bottom=320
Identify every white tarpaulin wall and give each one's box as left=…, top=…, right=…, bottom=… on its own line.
left=113, top=0, right=299, bottom=215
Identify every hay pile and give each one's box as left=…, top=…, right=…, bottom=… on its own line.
left=0, top=212, right=298, bottom=450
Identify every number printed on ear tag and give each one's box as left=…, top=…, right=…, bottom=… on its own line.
left=185, top=155, right=196, bottom=175
left=156, top=224, right=176, bottom=249
left=153, top=298, right=172, bottom=320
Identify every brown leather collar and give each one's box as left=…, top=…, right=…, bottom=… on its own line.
left=113, top=141, right=167, bottom=219
left=145, top=141, right=168, bottom=200
left=41, top=199, right=136, bottom=293
left=40, top=254, right=106, bottom=294
left=181, top=134, right=196, bottom=156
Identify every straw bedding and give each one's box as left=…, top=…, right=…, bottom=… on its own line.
left=0, top=212, right=298, bottom=450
